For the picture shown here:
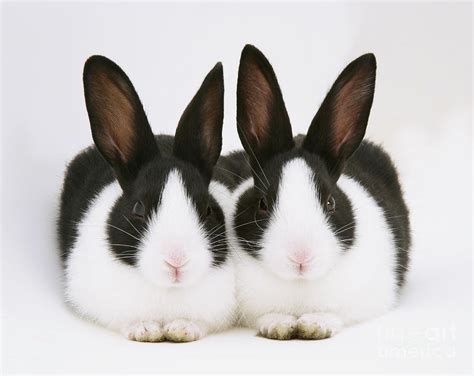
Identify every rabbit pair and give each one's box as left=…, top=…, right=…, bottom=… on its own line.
left=58, top=45, right=410, bottom=342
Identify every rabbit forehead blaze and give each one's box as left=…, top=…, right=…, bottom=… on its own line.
left=146, top=169, right=206, bottom=240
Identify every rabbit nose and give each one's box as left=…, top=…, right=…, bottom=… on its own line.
left=288, top=249, right=312, bottom=264
left=164, top=260, right=184, bottom=269
left=164, top=249, right=187, bottom=267
left=164, top=254, right=189, bottom=283
left=288, top=250, right=313, bottom=274
left=164, top=255, right=188, bottom=269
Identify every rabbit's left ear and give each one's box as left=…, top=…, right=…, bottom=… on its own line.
left=303, top=53, right=376, bottom=177
left=173, top=63, right=224, bottom=183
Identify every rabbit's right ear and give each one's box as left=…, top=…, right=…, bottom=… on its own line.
left=237, top=45, right=294, bottom=170
left=83, top=56, right=159, bottom=189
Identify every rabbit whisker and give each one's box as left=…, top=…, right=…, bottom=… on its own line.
left=237, top=125, right=270, bottom=187
left=215, top=166, right=246, bottom=183
left=122, top=215, right=143, bottom=237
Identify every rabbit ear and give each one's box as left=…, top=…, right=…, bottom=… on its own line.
left=173, top=62, right=224, bottom=183
left=303, top=53, right=376, bottom=177
left=237, top=45, right=294, bottom=170
left=83, top=55, right=159, bottom=189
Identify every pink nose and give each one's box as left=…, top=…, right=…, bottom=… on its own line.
left=164, top=253, right=188, bottom=283
left=164, top=258, right=187, bottom=269
left=288, top=250, right=313, bottom=274
left=164, top=252, right=188, bottom=269
left=288, top=249, right=312, bottom=264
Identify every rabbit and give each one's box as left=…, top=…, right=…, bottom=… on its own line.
left=228, top=45, right=411, bottom=340
left=57, top=55, right=236, bottom=342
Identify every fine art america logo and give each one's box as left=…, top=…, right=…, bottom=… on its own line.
left=377, top=324, right=456, bottom=359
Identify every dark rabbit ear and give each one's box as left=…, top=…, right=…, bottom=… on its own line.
left=173, top=62, right=224, bottom=182
left=83, top=56, right=159, bottom=189
left=237, top=45, right=294, bottom=170
left=303, top=53, right=376, bottom=177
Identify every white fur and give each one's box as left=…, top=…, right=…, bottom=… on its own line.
left=64, top=171, right=236, bottom=339
left=138, top=171, right=212, bottom=288
left=230, top=158, right=397, bottom=335
left=263, top=159, right=341, bottom=280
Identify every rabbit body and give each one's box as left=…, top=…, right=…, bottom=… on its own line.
left=58, top=57, right=236, bottom=342
left=227, top=46, right=410, bottom=340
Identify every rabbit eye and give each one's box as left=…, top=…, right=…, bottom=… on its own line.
left=259, top=197, right=268, bottom=213
left=326, top=196, right=336, bottom=213
left=132, top=201, right=145, bottom=218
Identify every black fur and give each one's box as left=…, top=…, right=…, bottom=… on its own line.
left=174, top=62, right=224, bottom=183
left=303, top=54, right=376, bottom=178
left=58, top=56, right=228, bottom=268
left=229, top=45, right=410, bottom=287
left=236, top=44, right=294, bottom=169
left=83, top=56, right=160, bottom=189
left=212, top=151, right=253, bottom=190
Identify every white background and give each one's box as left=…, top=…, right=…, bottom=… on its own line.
left=1, top=1, right=472, bottom=373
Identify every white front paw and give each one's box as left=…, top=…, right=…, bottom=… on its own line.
left=257, top=313, right=297, bottom=340
left=296, top=312, right=343, bottom=339
left=164, top=319, right=204, bottom=342
left=122, top=321, right=165, bottom=342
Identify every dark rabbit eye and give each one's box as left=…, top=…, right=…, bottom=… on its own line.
left=132, top=201, right=145, bottom=218
left=326, top=195, right=336, bottom=213
left=259, top=197, right=268, bottom=213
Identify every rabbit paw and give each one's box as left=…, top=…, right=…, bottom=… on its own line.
left=296, top=313, right=343, bottom=340
left=257, top=313, right=297, bottom=340
left=122, top=320, right=165, bottom=342
left=164, top=319, right=204, bottom=342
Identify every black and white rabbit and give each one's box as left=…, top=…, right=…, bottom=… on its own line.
left=229, top=45, right=410, bottom=340
left=58, top=56, right=236, bottom=342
